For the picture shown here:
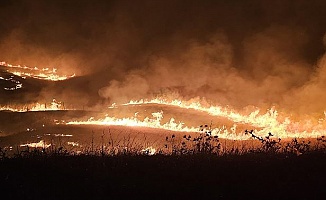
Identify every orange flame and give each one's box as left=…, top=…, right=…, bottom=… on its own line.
left=0, top=99, right=67, bottom=112
left=67, top=97, right=326, bottom=140
left=0, top=61, right=75, bottom=81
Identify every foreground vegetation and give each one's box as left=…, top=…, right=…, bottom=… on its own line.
left=1, top=130, right=326, bottom=199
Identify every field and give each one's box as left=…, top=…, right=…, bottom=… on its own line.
left=1, top=107, right=326, bottom=199
left=1, top=0, right=326, bottom=198
left=0, top=101, right=260, bottom=156
left=1, top=65, right=326, bottom=199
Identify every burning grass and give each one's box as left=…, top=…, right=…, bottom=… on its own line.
left=1, top=98, right=326, bottom=198
left=1, top=119, right=326, bottom=199
left=0, top=99, right=67, bottom=112
left=67, top=97, right=326, bottom=140
left=0, top=61, right=75, bottom=81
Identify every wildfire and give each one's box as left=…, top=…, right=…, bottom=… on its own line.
left=67, top=97, right=326, bottom=140
left=0, top=61, right=75, bottom=81
left=1, top=57, right=324, bottom=140
left=0, top=99, right=66, bottom=112
left=68, top=110, right=200, bottom=132
left=123, top=98, right=282, bottom=128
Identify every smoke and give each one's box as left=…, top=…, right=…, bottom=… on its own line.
left=284, top=39, right=326, bottom=114
left=0, top=0, right=326, bottom=114
left=99, top=74, right=150, bottom=103
left=98, top=25, right=315, bottom=111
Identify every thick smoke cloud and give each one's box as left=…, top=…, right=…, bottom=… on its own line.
left=0, top=0, right=326, bottom=114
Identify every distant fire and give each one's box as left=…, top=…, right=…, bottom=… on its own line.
left=0, top=98, right=67, bottom=112
left=0, top=61, right=75, bottom=81
left=67, top=97, right=326, bottom=140
left=1, top=60, right=325, bottom=141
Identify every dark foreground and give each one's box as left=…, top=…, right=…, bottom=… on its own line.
left=1, top=153, right=326, bottom=199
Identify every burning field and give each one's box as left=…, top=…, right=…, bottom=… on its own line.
left=1, top=60, right=326, bottom=155
left=1, top=1, right=326, bottom=198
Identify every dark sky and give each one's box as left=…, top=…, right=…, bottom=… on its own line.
left=1, top=0, right=326, bottom=114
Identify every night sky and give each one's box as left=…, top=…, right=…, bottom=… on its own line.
left=1, top=0, right=326, bottom=114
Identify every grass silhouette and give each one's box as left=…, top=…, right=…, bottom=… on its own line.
left=1, top=128, right=326, bottom=199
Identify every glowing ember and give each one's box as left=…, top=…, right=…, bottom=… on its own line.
left=20, top=140, right=51, bottom=148
left=67, top=97, right=326, bottom=140
left=142, top=146, right=156, bottom=155
left=67, top=142, right=79, bottom=147
left=0, top=61, right=75, bottom=81
left=0, top=75, right=22, bottom=90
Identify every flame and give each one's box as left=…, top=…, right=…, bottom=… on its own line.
left=0, top=99, right=68, bottom=112
left=1, top=60, right=324, bottom=140
left=124, top=98, right=282, bottom=128
left=0, top=61, right=75, bottom=81
left=68, top=111, right=199, bottom=132
left=67, top=97, right=326, bottom=140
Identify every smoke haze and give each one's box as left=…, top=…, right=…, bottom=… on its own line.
left=1, top=0, right=326, bottom=114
